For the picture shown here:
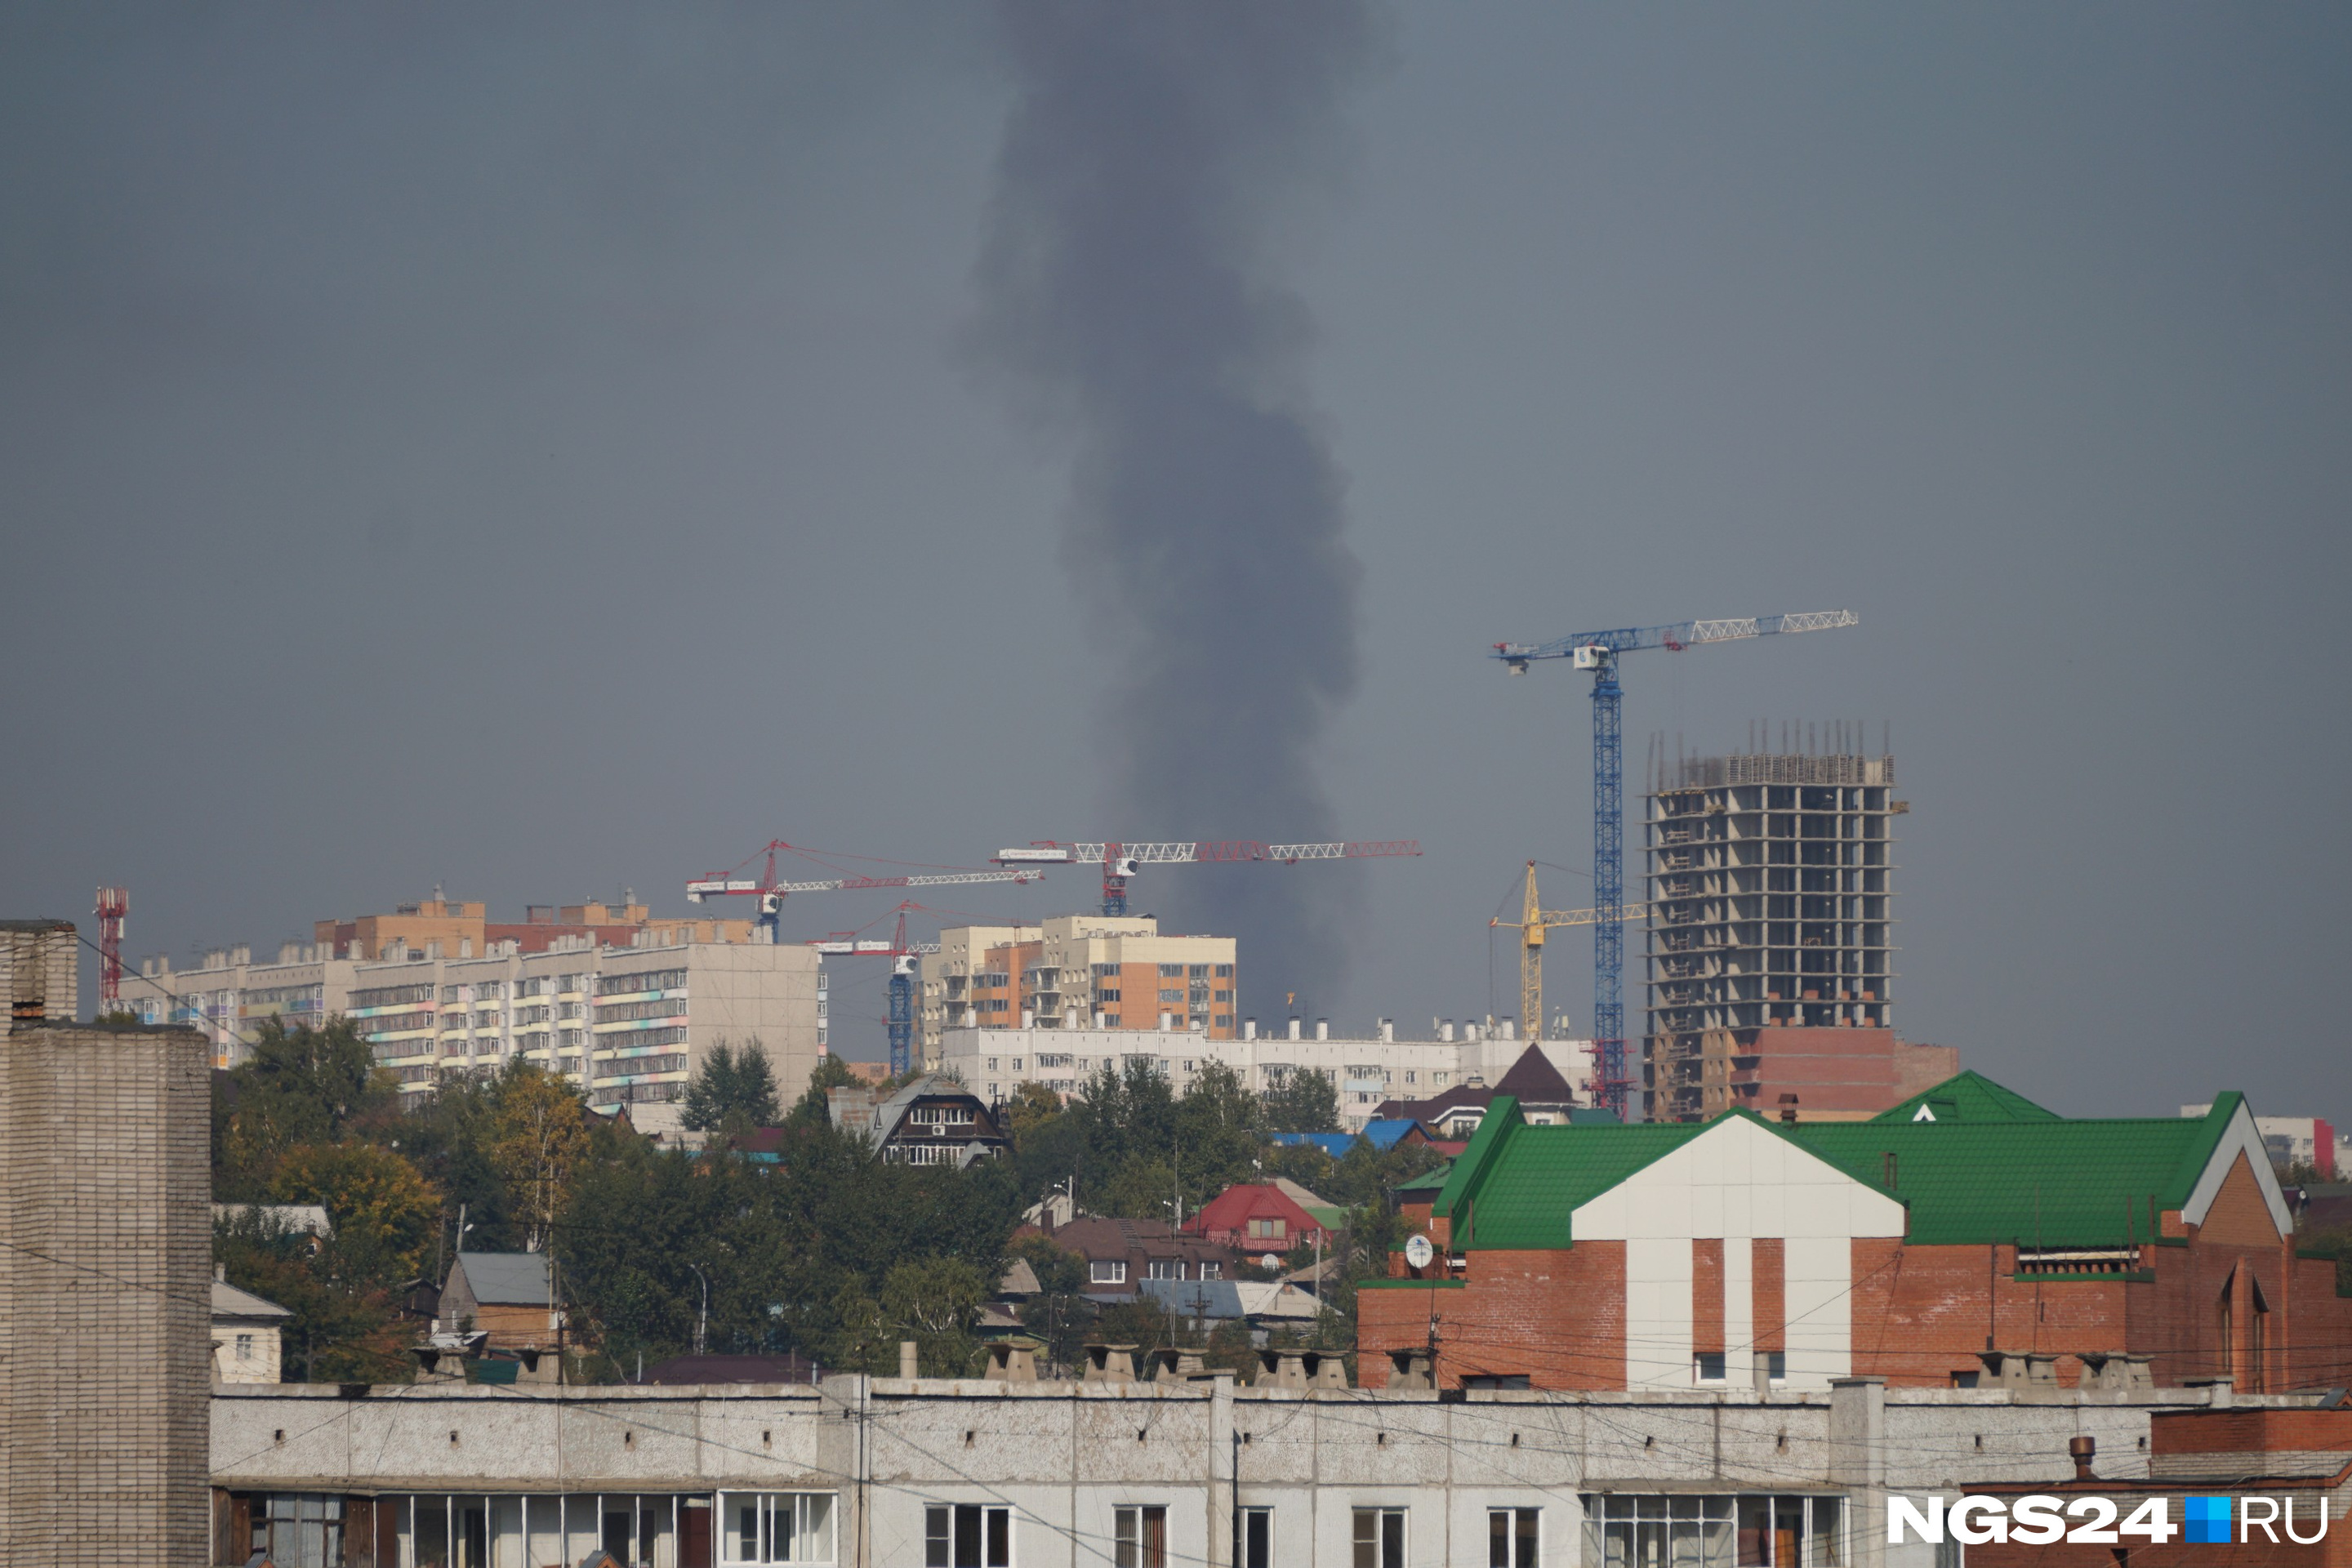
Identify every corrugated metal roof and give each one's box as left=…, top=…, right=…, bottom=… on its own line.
left=1426, top=1076, right=2245, bottom=1251
left=1873, top=1070, right=2060, bottom=1125
left=211, top=1279, right=292, bottom=1320
left=455, top=1250, right=553, bottom=1306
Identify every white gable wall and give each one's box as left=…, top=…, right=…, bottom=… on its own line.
left=1572, top=1116, right=1907, bottom=1390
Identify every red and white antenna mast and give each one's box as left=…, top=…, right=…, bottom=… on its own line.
left=95, top=887, right=128, bottom=1010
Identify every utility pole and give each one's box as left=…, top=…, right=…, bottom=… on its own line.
left=688, top=1263, right=710, bottom=1356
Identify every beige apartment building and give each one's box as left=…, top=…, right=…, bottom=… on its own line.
left=122, top=933, right=824, bottom=1117
left=314, top=892, right=753, bottom=962
left=918, top=915, right=1237, bottom=1066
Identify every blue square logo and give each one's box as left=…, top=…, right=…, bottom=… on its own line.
left=2185, top=1495, right=2233, bottom=1544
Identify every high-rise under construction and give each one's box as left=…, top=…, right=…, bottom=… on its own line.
left=1642, top=731, right=1931, bottom=1121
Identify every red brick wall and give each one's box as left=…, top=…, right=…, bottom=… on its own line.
left=1693, top=1239, right=1725, bottom=1357
left=1753, top=1238, right=1786, bottom=1355
left=1356, top=1242, right=1628, bottom=1390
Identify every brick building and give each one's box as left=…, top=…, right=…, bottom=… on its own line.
left=2, top=918, right=212, bottom=1564
left=1360, top=1071, right=2352, bottom=1394
left=920, top=915, right=1238, bottom=1059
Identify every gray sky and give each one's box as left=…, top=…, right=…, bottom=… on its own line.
left=5, top=5, right=2346, bottom=1119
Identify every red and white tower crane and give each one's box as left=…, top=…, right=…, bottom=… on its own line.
left=991, top=840, right=1421, bottom=918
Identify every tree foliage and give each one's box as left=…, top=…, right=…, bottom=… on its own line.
left=214, top=1017, right=400, bottom=1197
left=683, top=1040, right=782, bottom=1132
left=1263, top=1067, right=1340, bottom=1134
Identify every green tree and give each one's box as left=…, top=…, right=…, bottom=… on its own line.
left=215, top=1209, right=413, bottom=1383
left=881, top=1257, right=987, bottom=1377
left=483, top=1062, right=592, bottom=1251
left=787, top=1052, right=865, bottom=1125
left=214, top=1017, right=400, bottom=1196
left=1263, top=1067, right=1339, bottom=1134
left=268, top=1139, right=442, bottom=1286
left=683, top=1040, right=782, bottom=1132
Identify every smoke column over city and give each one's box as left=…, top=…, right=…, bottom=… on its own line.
left=974, top=2, right=1375, bottom=1015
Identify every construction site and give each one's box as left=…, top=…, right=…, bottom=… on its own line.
left=1641, top=728, right=1952, bottom=1122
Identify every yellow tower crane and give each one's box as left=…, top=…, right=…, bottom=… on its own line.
left=1490, top=862, right=1651, bottom=1040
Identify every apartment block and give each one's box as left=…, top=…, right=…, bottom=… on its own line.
left=3, top=920, right=211, bottom=1565
left=211, top=1370, right=2296, bottom=1568
left=1643, top=750, right=1909, bottom=1121
left=314, top=893, right=754, bottom=962
left=123, top=933, right=822, bottom=1113
left=940, top=1016, right=1580, bottom=1129
left=920, top=915, right=1238, bottom=1065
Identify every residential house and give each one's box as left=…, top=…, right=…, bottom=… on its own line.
left=1360, top=1072, right=2352, bottom=1392
left=1367, top=1042, right=1585, bottom=1140
left=439, top=1252, right=566, bottom=1352
left=830, top=1075, right=1009, bottom=1168
left=1187, top=1183, right=1332, bottom=1258
left=211, top=1268, right=291, bottom=1384
left=1018, top=1215, right=1236, bottom=1298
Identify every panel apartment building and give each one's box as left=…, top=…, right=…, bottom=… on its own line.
left=1643, top=747, right=1949, bottom=1122
left=940, top=1015, right=1579, bottom=1129
left=918, top=915, right=1238, bottom=1065
left=122, top=928, right=823, bottom=1116
left=122, top=893, right=788, bottom=1072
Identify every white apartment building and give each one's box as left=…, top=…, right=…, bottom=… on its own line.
left=939, top=1017, right=1590, bottom=1129
left=920, top=915, right=1241, bottom=1063
left=124, top=933, right=823, bottom=1115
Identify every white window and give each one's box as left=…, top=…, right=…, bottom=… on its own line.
left=1489, top=1508, right=1539, bottom=1566
left=1147, top=1259, right=1181, bottom=1280
left=234, top=1333, right=254, bottom=1362
left=926, top=1504, right=1010, bottom=1567
left=1198, top=1261, right=1222, bottom=1280
left=1091, top=1259, right=1127, bottom=1285
left=1694, top=1351, right=1727, bottom=1383
left=1116, top=1505, right=1168, bottom=1568
left=721, top=1492, right=835, bottom=1566
left=1353, top=1508, right=1405, bottom=1568
left=1236, top=1507, right=1272, bottom=1568
left=1581, top=1494, right=1841, bottom=1568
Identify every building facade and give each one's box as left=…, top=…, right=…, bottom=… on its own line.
left=1361, top=1076, right=2352, bottom=1396
left=208, top=1369, right=2301, bottom=1568
left=3, top=938, right=212, bottom=1565
left=123, top=933, right=822, bottom=1112
left=939, top=1022, right=1582, bottom=1131
left=1643, top=751, right=1917, bottom=1121
left=920, top=915, right=1239, bottom=1064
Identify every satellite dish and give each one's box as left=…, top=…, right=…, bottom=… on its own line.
left=1259, top=1254, right=1281, bottom=1271
left=1405, top=1234, right=1434, bottom=1270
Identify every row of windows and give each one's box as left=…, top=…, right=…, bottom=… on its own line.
left=1087, top=1258, right=1224, bottom=1284
left=593, top=1054, right=687, bottom=1081
left=350, top=984, right=433, bottom=1009
left=241, top=1489, right=1836, bottom=1568
left=598, top=967, right=686, bottom=996
left=595, top=998, right=688, bottom=1024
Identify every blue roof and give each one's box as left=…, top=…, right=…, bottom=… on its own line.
left=1269, top=1132, right=1358, bottom=1157
left=1358, top=1120, right=1416, bottom=1151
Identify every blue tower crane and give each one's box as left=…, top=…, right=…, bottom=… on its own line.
left=1494, top=611, right=1858, bottom=1118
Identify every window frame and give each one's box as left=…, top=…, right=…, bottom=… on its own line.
left=717, top=1490, right=838, bottom=1566
left=1489, top=1506, right=1541, bottom=1568
left=1352, top=1506, right=1407, bottom=1568
left=1114, top=1503, right=1169, bottom=1568
left=925, top=1503, right=1012, bottom=1568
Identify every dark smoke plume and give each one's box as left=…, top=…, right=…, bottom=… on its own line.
left=975, top=2, right=1374, bottom=1018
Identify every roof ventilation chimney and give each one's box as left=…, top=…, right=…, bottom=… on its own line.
left=2069, top=1435, right=2097, bottom=1482
left=1778, top=1094, right=1801, bottom=1125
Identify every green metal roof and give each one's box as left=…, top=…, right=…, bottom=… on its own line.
left=1394, top=1164, right=1454, bottom=1195
left=1873, top=1070, right=2061, bottom=1125
left=1426, top=1085, right=2249, bottom=1252
left=1791, top=1098, right=2239, bottom=1247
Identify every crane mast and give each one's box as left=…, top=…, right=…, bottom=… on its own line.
left=1494, top=610, right=1855, bottom=1118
